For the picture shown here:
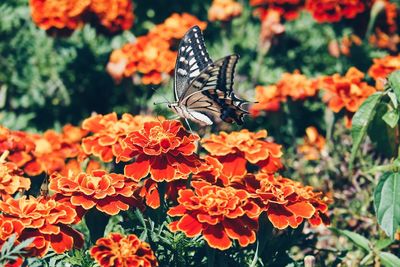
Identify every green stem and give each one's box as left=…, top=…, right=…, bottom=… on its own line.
left=206, top=245, right=216, bottom=267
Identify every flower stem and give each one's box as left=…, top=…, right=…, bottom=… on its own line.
left=206, top=245, right=216, bottom=267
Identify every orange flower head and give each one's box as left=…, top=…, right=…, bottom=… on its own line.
left=0, top=162, right=30, bottom=198
left=0, top=196, right=84, bottom=257
left=89, top=0, right=134, bottom=32
left=250, top=85, right=284, bottom=116
left=277, top=71, right=319, bottom=100
left=297, top=127, right=326, bottom=160
left=368, top=54, right=400, bottom=89
left=202, top=129, right=283, bottom=178
left=305, top=0, right=366, bottom=23
left=82, top=113, right=159, bottom=162
left=50, top=169, right=142, bottom=215
left=119, top=120, right=203, bottom=182
left=90, top=233, right=158, bottom=267
left=0, top=214, right=24, bottom=245
left=29, top=0, right=90, bottom=31
left=320, top=67, right=376, bottom=118
left=250, top=0, right=304, bottom=21
left=208, top=0, right=243, bottom=22
left=168, top=181, right=262, bottom=250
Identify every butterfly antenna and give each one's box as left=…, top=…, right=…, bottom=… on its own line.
left=150, top=86, right=172, bottom=106
left=184, top=118, right=193, bottom=134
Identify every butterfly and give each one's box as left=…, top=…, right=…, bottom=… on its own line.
left=167, top=25, right=249, bottom=126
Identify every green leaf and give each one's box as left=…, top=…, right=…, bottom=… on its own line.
left=350, top=92, right=384, bottom=168
left=374, top=172, right=400, bottom=239
left=387, top=92, right=398, bottom=109
left=335, top=229, right=371, bottom=252
left=388, top=70, right=400, bottom=101
left=375, top=239, right=393, bottom=250
left=379, top=252, right=400, bottom=267
left=382, top=109, right=400, bottom=128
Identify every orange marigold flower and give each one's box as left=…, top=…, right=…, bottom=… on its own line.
left=278, top=71, right=319, bottom=101
left=202, top=129, right=283, bottom=178
left=0, top=196, right=84, bottom=257
left=250, top=85, right=283, bottom=116
left=208, top=0, right=243, bottom=22
left=305, top=0, right=366, bottom=23
left=150, top=13, right=207, bottom=43
left=90, top=233, right=158, bottom=267
left=368, top=54, right=400, bottom=89
left=0, top=162, right=30, bottom=198
left=82, top=113, right=158, bottom=162
left=297, top=127, right=326, bottom=160
left=320, top=67, right=376, bottom=116
left=89, top=0, right=134, bottom=32
left=119, top=120, right=203, bottom=182
left=107, top=36, right=176, bottom=85
left=29, top=0, right=90, bottom=31
left=259, top=9, right=285, bottom=51
left=250, top=0, right=304, bottom=21
left=234, top=173, right=330, bottom=229
left=50, top=169, right=142, bottom=216
left=168, top=181, right=262, bottom=250
left=0, top=215, right=24, bottom=244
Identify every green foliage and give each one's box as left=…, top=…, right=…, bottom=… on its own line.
left=0, top=234, right=34, bottom=266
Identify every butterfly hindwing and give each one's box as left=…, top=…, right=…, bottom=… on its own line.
left=174, top=26, right=212, bottom=100
left=181, top=55, right=249, bottom=125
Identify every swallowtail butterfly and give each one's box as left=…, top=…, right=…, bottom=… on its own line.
left=167, top=25, right=249, bottom=126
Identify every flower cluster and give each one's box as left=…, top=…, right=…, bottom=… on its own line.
left=368, top=54, right=400, bottom=89
left=168, top=181, right=262, bottom=250
left=107, top=13, right=206, bottom=85
left=0, top=125, right=87, bottom=176
left=29, top=0, right=134, bottom=33
left=320, top=67, right=376, bottom=127
left=0, top=196, right=84, bottom=257
left=250, top=71, right=319, bottom=115
left=50, top=169, right=143, bottom=216
left=250, top=0, right=304, bottom=21
left=82, top=113, right=157, bottom=162
left=90, top=233, right=158, bottom=267
left=305, top=0, right=366, bottom=23
left=208, top=0, right=243, bottom=22
left=119, top=120, right=203, bottom=182
left=202, top=129, right=283, bottom=178
left=0, top=162, right=30, bottom=199
left=297, top=127, right=326, bottom=160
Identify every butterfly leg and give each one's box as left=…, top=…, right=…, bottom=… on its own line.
left=184, top=118, right=193, bottom=133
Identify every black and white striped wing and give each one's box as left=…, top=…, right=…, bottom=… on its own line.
left=180, top=55, right=249, bottom=125
left=174, top=26, right=212, bottom=101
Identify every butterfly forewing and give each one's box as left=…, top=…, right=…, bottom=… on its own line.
left=174, top=26, right=212, bottom=100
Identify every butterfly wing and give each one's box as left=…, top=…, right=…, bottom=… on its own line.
left=180, top=55, right=249, bottom=125
left=174, top=26, right=212, bottom=101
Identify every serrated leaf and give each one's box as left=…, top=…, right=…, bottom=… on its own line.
left=350, top=92, right=384, bottom=168
left=374, top=172, right=400, bottom=239
left=388, top=70, right=400, bottom=101
left=335, top=229, right=371, bottom=252
left=379, top=251, right=400, bottom=267
left=382, top=109, right=399, bottom=128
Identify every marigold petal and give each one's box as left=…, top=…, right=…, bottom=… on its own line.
left=124, top=155, right=151, bottom=181
left=176, top=214, right=203, bottom=237
left=203, top=224, right=232, bottom=250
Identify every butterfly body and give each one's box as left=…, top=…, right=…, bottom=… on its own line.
left=169, top=26, right=249, bottom=126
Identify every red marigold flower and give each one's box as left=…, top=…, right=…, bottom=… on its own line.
left=202, top=129, right=283, bottom=178
left=82, top=113, right=159, bottom=162
left=368, top=54, right=400, bottom=89
left=250, top=85, right=283, bottom=116
left=320, top=67, right=376, bottom=126
left=208, top=0, right=243, bottom=22
left=250, top=0, right=304, bottom=21
left=0, top=162, right=30, bottom=198
left=50, top=169, right=143, bottom=216
left=90, top=233, right=158, bottom=267
left=277, top=71, right=319, bottom=101
left=29, top=0, right=90, bottom=31
left=89, top=0, right=134, bottom=32
left=305, top=0, right=366, bottom=23
left=168, top=181, right=262, bottom=250
left=0, top=215, right=24, bottom=244
left=297, top=127, right=326, bottom=160
left=234, top=173, right=330, bottom=229
left=192, top=155, right=230, bottom=186
left=0, top=196, right=84, bottom=257
left=119, top=120, right=203, bottom=182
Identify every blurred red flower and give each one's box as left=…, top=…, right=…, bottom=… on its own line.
left=0, top=196, right=84, bottom=257
left=168, top=181, right=262, bottom=250
left=250, top=85, right=283, bottom=115
left=50, top=169, right=143, bottom=215
left=250, top=0, right=304, bottom=21
left=90, top=233, right=158, bottom=267
left=119, top=120, right=203, bottom=182
left=368, top=54, right=400, bottom=89
left=297, top=127, right=326, bottom=160
left=89, top=0, right=134, bottom=32
left=208, top=0, right=243, bottom=22
left=0, top=162, right=30, bottom=198
left=305, top=0, right=366, bottom=23
left=202, top=129, right=283, bottom=178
